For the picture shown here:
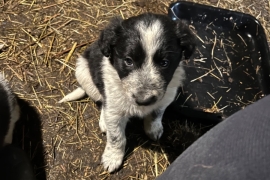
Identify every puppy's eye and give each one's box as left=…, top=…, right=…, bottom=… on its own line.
left=160, top=59, right=170, bottom=67
left=124, top=57, right=133, bottom=67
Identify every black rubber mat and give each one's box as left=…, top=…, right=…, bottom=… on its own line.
left=168, top=1, right=270, bottom=121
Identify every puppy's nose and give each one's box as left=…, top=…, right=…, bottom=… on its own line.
left=133, top=94, right=157, bottom=106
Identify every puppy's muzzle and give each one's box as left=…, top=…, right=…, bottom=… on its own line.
left=132, top=91, right=157, bottom=106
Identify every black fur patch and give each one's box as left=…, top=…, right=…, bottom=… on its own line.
left=83, top=42, right=106, bottom=99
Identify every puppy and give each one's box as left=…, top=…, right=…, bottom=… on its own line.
left=59, top=13, right=195, bottom=172
left=0, top=73, right=20, bottom=147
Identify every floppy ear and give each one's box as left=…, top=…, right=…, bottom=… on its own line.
left=98, top=17, right=123, bottom=57
left=175, top=20, right=196, bottom=59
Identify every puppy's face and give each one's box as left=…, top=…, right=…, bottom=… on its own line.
left=99, top=14, right=195, bottom=106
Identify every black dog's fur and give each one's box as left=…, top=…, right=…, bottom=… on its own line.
left=0, top=74, right=20, bottom=147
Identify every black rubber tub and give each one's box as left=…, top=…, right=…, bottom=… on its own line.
left=167, top=1, right=270, bottom=123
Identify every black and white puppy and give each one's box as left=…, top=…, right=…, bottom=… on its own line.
left=0, top=73, right=20, bottom=147
left=59, top=13, right=195, bottom=172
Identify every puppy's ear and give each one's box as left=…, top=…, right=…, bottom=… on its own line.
left=98, top=17, right=123, bottom=57
left=175, top=20, right=196, bottom=59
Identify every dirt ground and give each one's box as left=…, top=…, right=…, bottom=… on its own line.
left=0, top=0, right=269, bottom=179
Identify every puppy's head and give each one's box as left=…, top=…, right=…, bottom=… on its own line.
left=98, top=13, right=195, bottom=106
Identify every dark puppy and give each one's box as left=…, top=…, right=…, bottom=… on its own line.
left=0, top=73, right=20, bottom=147
left=59, top=13, right=195, bottom=172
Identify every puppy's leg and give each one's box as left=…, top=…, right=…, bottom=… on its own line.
left=99, top=107, right=107, bottom=133
left=144, top=108, right=165, bottom=141
left=101, top=108, right=128, bottom=172
left=58, top=87, right=86, bottom=103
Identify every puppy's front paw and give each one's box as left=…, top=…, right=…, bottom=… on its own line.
left=144, top=121, right=163, bottom=141
left=101, top=146, right=124, bottom=173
